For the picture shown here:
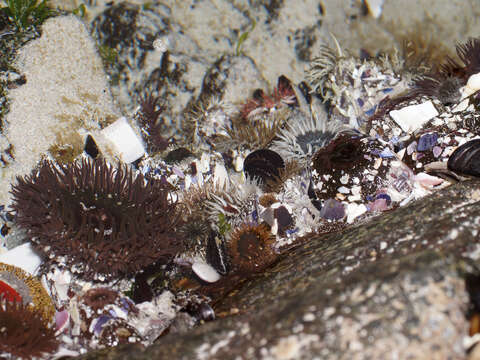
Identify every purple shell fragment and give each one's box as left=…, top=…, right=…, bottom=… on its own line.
left=93, top=315, right=112, bottom=335
left=320, top=199, right=345, bottom=220
left=55, top=310, right=69, bottom=333
left=432, top=146, right=442, bottom=158
left=417, top=133, right=438, bottom=152
left=379, top=148, right=395, bottom=158
left=375, top=193, right=391, bottom=205
left=407, top=141, right=417, bottom=155
left=365, top=106, right=376, bottom=116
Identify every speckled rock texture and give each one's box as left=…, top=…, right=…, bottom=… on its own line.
left=78, top=179, right=480, bottom=359
left=90, top=0, right=480, bottom=115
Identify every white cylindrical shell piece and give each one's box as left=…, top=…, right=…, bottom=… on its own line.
left=213, top=162, right=228, bottom=189
left=192, top=260, right=221, bottom=283
left=0, top=242, right=42, bottom=275
left=100, top=117, right=145, bottom=163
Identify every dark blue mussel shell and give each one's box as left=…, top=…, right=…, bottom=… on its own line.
left=447, top=139, right=480, bottom=177
left=244, top=149, right=285, bottom=184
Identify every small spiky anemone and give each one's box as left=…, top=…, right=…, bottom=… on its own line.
left=413, top=38, right=480, bottom=105
left=227, top=223, right=276, bottom=273
left=270, top=108, right=345, bottom=165
left=11, top=159, right=183, bottom=281
left=183, top=96, right=235, bottom=147
left=215, top=107, right=289, bottom=152
left=0, top=299, right=58, bottom=359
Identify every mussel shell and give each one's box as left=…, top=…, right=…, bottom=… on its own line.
left=84, top=134, right=99, bottom=158
left=206, top=230, right=229, bottom=275
left=244, top=149, right=285, bottom=184
left=447, top=139, right=480, bottom=177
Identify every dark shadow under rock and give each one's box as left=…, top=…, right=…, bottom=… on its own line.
left=78, top=180, right=480, bottom=359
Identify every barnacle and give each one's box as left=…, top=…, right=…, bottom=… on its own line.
left=0, top=298, right=58, bottom=359
left=11, top=159, right=183, bottom=281
left=227, top=223, right=276, bottom=274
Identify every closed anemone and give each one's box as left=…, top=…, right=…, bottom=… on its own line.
left=312, top=133, right=367, bottom=174
left=11, top=159, right=183, bottom=281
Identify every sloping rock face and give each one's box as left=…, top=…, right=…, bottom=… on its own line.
left=79, top=179, right=480, bottom=359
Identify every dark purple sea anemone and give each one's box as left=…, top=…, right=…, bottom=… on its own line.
left=11, top=159, right=183, bottom=281
left=0, top=298, right=58, bottom=359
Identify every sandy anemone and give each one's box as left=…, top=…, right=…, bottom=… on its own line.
left=11, top=159, right=183, bottom=281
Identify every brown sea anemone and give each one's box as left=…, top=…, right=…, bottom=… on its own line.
left=11, top=159, right=183, bottom=281
left=227, top=223, right=276, bottom=274
left=0, top=298, right=58, bottom=359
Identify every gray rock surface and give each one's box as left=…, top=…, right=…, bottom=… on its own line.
left=78, top=179, right=480, bottom=359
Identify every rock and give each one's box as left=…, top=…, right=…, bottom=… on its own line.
left=1, top=15, right=118, bottom=206
left=77, top=179, right=480, bottom=359
left=198, top=55, right=268, bottom=106
left=92, top=2, right=209, bottom=123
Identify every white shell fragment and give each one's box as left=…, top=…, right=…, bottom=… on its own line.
left=0, top=242, right=42, bottom=275
left=213, top=162, right=228, bottom=189
left=192, top=260, right=221, bottom=283
left=463, top=72, right=480, bottom=97
left=100, top=117, right=145, bottom=163
left=389, top=101, right=439, bottom=133
left=365, top=0, right=384, bottom=18
left=345, top=203, right=367, bottom=224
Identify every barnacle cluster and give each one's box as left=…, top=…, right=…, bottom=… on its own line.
left=11, top=158, right=183, bottom=281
